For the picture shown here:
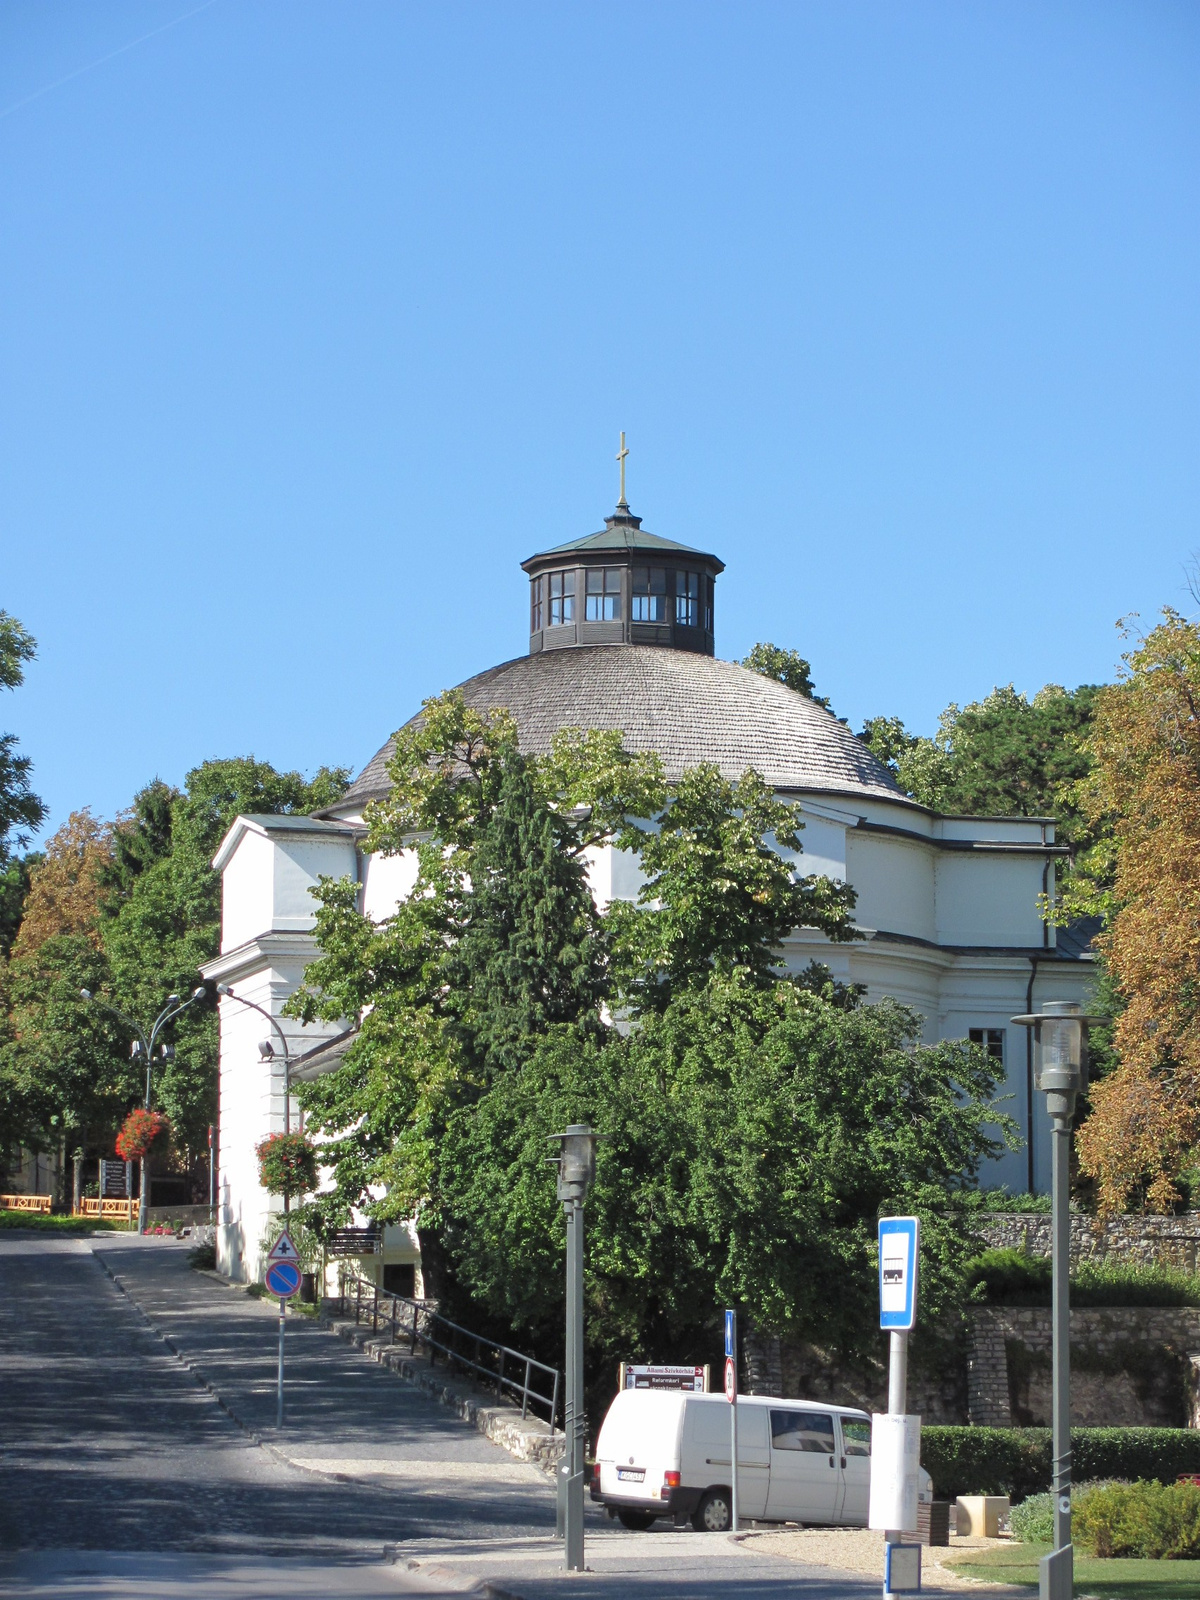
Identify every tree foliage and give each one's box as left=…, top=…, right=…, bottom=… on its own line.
left=0, top=611, right=46, bottom=865
left=292, top=688, right=1004, bottom=1371
left=859, top=684, right=1099, bottom=844
left=13, top=811, right=112, bottom=957
left=1070, top=613, right=1200, bottom=1212
left=741, top=642, right=831, bottom=710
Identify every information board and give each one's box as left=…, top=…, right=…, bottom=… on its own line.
left=621, top=1364, right=708, bottom=1392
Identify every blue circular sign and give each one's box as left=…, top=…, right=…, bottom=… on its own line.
left=265, top=1259, right=302, bottom=1298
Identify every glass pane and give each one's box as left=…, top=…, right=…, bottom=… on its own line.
left=770, top=1410, right=836, bottom=1454
left=842, top=1418, right=871, bottom=1456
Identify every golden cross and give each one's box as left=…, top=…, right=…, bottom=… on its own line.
left=616, top=431, right=629, bottom=507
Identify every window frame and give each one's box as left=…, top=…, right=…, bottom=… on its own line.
left=631, top=566, right=667, bottom=623
left=585, top=566, right=622, bottom=622
left=548, top=569, right=576, bottom=627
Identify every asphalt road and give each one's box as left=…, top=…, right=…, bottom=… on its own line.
left=0, top=1233, right=879, bottom=1600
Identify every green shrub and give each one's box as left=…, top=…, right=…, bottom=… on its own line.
left=1010, top=1491, right=1055, bottom=1542
left=188, top=1242, right=216, bottom=1271
left=922, top=1429, right=1200, bottom=1500
left=973, top=1190, right=1053, bottom=1214
left=1075, top=1481, right=1200, bottom=1559
left=963, top=1250, right=1200, bottom=1307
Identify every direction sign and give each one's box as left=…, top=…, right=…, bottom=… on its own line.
left=724, top=1356, right=736, bottom=1403
left=266, top=1231, right=301, bottom=1264
left=265, top=1259, right=302, bottom=1299
left=724, top=1309, right=736, bottom=1359
left=623, top=1364, right=708, bottom=1392
left=878, top=1216, right=920, bottom=1330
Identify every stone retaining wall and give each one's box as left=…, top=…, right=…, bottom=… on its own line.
left=966, top=1305, right=1200, bottom=1429
left=981, top=1213, right=1200, bottom=1270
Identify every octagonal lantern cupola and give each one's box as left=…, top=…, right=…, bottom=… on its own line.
left=521, top=498, right=724, bottom=657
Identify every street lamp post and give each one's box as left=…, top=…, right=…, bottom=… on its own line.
left=548, top=1123, right=600, bottom=1574
left=80, top=986, right=207, bottom=1234
left=1011, top=1000, right=1097, bottom=1600
left=214, top=984, right=294, bottom=1209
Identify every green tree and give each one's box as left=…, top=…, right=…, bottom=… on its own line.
left=0, top=612, right=46, bottom=865
left=439, top=972, right=1010, bottom=1369
left=860, top=684, right=1100, bottom=845
left=741, top=642, right=831, bottom=710
left=0, top=853, right=39, bottom=958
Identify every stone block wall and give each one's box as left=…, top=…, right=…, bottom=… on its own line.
left=981, top=1212, right=1200, bottom=1270
left=967, top=1305, right=1200, bottom=1429
left=742, top=1327, right=968, bottom=1423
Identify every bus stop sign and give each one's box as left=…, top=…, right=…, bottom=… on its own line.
left=878, top=1216, right=919, bottom=1330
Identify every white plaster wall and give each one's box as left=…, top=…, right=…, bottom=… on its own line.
left=844, top=832, right=937, bottom=943
left=221, top=830, right=277, bottom=954
left=362, top=848, right=420, bottom=924
left=935, top=854, right=1046, bottom=947
left=274, top=837, right=356, bottom=931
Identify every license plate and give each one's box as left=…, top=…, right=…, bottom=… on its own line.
left=617, top=1468, right=645, bottom=1482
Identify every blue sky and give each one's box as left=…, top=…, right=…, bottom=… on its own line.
left=2, top=1, right=1197, bottom=833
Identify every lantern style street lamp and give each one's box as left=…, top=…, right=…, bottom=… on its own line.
left=80, top=985, right=207, bottom=1234
left=548, top=1123, right=601, bottom=1574
left=1010, top=1000, right=1098, bottom=1600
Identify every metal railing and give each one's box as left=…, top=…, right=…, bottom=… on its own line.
left=335, top=1266, right=560, bottom=1429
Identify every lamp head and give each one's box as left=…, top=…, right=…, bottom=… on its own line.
left=191, top=985, right=207, bottom=1002
left=167, top=993, right=180, bottom=1006
left=548, top=1123, right=601, bottom=1203
left=258, top=1039, right=275, bottom=1061
left=79, top=988, right=92, bottom=1002
left=1010, top=1000, right=1100, bottom=1122
left=216, top=983, right=232, bottom=996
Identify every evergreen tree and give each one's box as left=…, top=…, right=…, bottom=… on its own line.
left=450, top=753, right=605, bottom=1077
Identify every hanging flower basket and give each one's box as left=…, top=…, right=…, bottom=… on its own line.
left=116, top=1108, right=170, bottom=1162
left=256, top=1132, right=318, bottom=1198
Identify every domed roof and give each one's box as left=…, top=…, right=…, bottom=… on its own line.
left=338, top=646, right=907, bottom=810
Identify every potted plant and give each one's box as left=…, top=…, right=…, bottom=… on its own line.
left=255, top=1132, right=318, bottom=1200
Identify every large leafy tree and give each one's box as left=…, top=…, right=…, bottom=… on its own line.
left=1068, top=613, right=1200, bottom=1212
left=859, top=684, right=1099, bottom=846
left=0, top=612, right=46, bottom=866
left=439, top=975, right=1008, bottom=1368
left=741, top=642, right=832, bottom=710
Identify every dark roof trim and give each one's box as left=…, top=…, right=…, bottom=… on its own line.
left=853, top=817, right=1069, bottom=856
left=868, top=928, right=1093, bottom=961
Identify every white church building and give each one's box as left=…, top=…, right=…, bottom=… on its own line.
left=202, top=494, right=1094, bottom=1285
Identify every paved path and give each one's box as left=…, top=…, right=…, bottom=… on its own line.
left=0, top=1232, right=879, bottom=1600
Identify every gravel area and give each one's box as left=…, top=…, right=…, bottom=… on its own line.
left=741, top=1529, right=1030, bottom=1592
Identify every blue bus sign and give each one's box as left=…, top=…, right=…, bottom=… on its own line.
left=878, top=1216, right=919, bottom=1330
left=724, top=1309, right=736, bottom=1359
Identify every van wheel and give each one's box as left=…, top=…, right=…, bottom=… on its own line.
left=616, top=1509, right=657, bottom=1530
left=692, top=1489, right=732, bottom=1533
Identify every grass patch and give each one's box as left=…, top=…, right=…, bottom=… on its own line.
left=945, top=1543, right=1200, bottom=1596
left=0, top=1210, right=122, bottom=1233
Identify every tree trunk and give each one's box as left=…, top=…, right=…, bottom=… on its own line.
left=415, top=1222, right=450, bottom=1307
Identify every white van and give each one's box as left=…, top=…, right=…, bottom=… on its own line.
left=593, top=1390, right=875, bottom=1533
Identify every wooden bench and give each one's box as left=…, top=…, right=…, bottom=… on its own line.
left=0, top=1194, right=52, bottom=1214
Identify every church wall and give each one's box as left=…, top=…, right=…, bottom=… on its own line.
left=216, top=976, right=289, bottom=1283
left=273, top=837, right=357, bottom=932
left=362, top=847, right=419, bottom=924
left=220, top=829, right=277, bottom=953
left=787, top=811, right=847, bottom=882
left=934, top=853, right=1045, bottom=947
left=843, top=831, right=937, bottom=944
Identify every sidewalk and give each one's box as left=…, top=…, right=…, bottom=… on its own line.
left=92, top=1237, right=557, bottom=1545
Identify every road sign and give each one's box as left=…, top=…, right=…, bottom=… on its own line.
left=266, top=1231, right=300, bottom=1264
left=878, top=1216, right=920, bottom=1330
left=723, top=1356, right=736, bottom=1403
left=265, top=1259, right=302, bottom=1298
left=724, top=1308, right=736, bottom=1359
left=622, top=1364, right=708, bottom=1392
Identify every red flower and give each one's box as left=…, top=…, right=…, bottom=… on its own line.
left=116, top=1108, right=170, bottom=1161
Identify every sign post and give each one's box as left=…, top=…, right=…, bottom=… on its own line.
left=724, top=1309, right=739, bottom=1533
left=871, top=1217, right=922, bottom=1594
left=265, top=1231, right=302, bottom=1427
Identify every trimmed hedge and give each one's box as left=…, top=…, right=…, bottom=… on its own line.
left=922, top=1428, right=1200, bottom=1501
left=964, top=1248, right=1200, bottom=1307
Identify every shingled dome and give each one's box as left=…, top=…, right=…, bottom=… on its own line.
left=337, top=646, right=906, bottom=810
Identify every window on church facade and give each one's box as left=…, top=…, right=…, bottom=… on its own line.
left=586, top=567, right=622, bottom=621
left=969, top=1027, right=1005, bottom=1062
left=676, top=570, right=700, bottom=627
left=548, top=570, right=575, bottom=626
left=631, top=567, right=667, bottom=622
left=530, top=576, right=544, bottom=632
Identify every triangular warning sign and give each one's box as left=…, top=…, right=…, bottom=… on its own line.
left=267, top=1231, right=300, bottom=1262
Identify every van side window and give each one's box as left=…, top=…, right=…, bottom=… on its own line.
left=770, top=1410, right=835, bottom=1454
left=841, top=1418, right=871, bottom=1457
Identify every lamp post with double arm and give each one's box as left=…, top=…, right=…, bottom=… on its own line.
left=80, top=985, right=207, bottom=1234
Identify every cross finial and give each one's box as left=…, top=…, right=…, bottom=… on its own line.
left=616, top=431, right=629, bottom=509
